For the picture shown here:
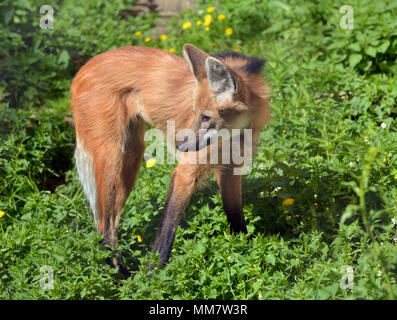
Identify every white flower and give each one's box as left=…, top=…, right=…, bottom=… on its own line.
left=274, top=187, right=281, bottom=192
left=364, top=137, right=369, bottom=144
left=381, top=122, right=387, bottom=129
left=348, top=161, right=355, bottom=167
left=391, top=218, right=396, bottom=225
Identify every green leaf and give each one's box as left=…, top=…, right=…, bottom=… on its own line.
left=57, top=50, right=70, bottom=67
left=265, top=254, right=276, bottom=266
left=377, top=40, right=390, bottom=53
left=365, top=46, right=377, bottom=58
left=348, top=43, right=361, bottom=52
left=348, top=53, right=362, bottom=68
left=3, top=8, right=14, bottom=25
left=252, top=280, right=262, bottom=292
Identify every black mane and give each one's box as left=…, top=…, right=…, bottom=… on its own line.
left=212, top=52, right=266, bottom=75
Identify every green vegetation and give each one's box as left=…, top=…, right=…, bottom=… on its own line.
left=0, top=0, right=396, bottom=299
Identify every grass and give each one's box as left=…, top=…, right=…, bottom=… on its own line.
left=0, top=0, right=396, bottom=299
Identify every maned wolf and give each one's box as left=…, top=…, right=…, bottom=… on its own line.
left=71, top=44, right=270, bottom=274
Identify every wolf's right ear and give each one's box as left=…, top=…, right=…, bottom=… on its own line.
left=183, top=44, right=210, bottom=81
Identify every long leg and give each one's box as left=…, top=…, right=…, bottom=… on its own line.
left=152, top=161, right=209, bottom=267
left=96, top=119, right=146, bottom=248
left=215, top=167, right=247, bottom=234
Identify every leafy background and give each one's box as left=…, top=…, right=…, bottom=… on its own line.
left=0, top=0, right=396, bottom=299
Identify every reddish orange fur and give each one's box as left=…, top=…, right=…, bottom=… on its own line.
left=71, top=45, right=270, bottom=268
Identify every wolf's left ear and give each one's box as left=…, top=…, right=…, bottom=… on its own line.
left=205, top=57, right=237, bottom=102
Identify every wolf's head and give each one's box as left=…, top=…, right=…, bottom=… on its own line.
left=176, top=44, right=266, bottom=152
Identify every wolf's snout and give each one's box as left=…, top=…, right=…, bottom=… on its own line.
left=176, top=136, right=189, bottom=152
left=177, top=129, right=218, bottom=152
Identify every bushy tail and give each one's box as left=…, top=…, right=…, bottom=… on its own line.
left=74, top=138, right=99, bottom=229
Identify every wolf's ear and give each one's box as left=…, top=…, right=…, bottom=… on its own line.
left=183, top=44, right=209, bottom=80
left=205, top=57, right=237, bottom=102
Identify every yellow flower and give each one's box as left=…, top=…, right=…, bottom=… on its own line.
left=218, top=14, right=226, bottom=20
left=233, top=45, right=241, bottom=52
left=146, top=158, right=157, bottom=168
left=145, top=37, right=151, bottom=42
left=169, top=48, right=176, bottom=53
left=225, top=28, right=233, bottom=36
left=282, top=198, right=294, bottom=206
left=211, top=43, right=217, bottom=48
left=282, top=129, right=286, bottom=134
left=0, top=210, right=5, bottom=218
left=205, top=27, right=210, bottom=32
left=160, top=34, right=168, bottom=40
left=182, top=21, right=192, bottom=29
left=137, top=235, right=143, bottom=243
left=206, top=6, right=215, bottom=13
left=196, top=20, right=202, bottom=26
left=134, top=31, right=142, bottom=36
left=204, top=14, right=212, bottom=26
left=383, top=157, right=387, bottom=164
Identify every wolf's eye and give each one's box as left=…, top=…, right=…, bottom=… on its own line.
left=201, top=115, right=211, bottom=122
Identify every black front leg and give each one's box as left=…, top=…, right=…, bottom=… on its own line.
left=216, top=168, right=247, bottom=234
left=151, top=164, right=198, bottom=267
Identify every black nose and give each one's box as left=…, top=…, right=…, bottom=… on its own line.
left=176, top=142, right=185, bottom=152
left=176, top=136, right=188, bottom=152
